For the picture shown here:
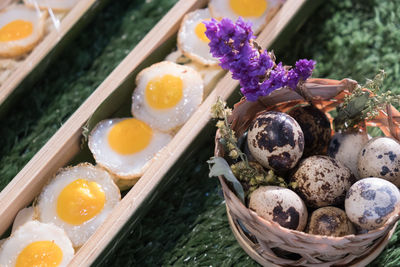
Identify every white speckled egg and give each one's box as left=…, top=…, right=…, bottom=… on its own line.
left=291, top=155, right=354, bottom=208
left=249, top=186, right=308, bottom=231
left=358, top=137, right=400, bottom=186
left=328, top=130, right=369, bottom=178
left=345, top=177, right=400, bottom=230
left=247, top=111, right=304, bottom=171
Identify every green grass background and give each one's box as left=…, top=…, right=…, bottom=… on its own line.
left=1, top=0, right=400, bottom=266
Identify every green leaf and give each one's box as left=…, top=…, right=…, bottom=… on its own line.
left=207, top=157, right=245, bottom=203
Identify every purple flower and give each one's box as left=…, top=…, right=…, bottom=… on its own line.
left=204, top=18, right=315, bottom=101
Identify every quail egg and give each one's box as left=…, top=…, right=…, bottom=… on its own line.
left=0, top=5, right=47, bottom=58
left=291, top=155, right=354, bottom=208
left=249, top=186, right=308, bottom=231
left=35, top=163, right=121, bottom=247
left=345, top=177, right=400, bottom=230
left=89, top=117, right=172, bottom=189
left=358, top=137, right=400, bottom=186
left=11, top=207, right=35, bottom=233
left=247, top=111, right=304, bottom=171
left=208, top=0, right=282, bottom=34
left=131, top=61, right=203, bottom=132
left=307, top=206, right=355, bottom=237
left=328, top=130, right=369, bottom=178
left=288, top=105, right=331, bottom=157
left=24, top=0, right=80, bottom=11
left=0, top=221, right=74, bottom=267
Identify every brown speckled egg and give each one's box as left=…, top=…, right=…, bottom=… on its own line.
left=358, top=137, right=400, bottom=186
left=328, top=131, right=369, bottom=178
left=291, top=155, right=354, bottom=208
left=247, top=111, right=304, bottom=171
left=288, top=105, right=331, bottom=157
left=307, top=207, right=355, bottom=237
left=345, top=177, right=400, bottom=230
left=249, top=186, right=308, bottom=231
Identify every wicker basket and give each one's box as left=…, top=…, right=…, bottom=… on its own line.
left=214, top=78, right=400, bottom=266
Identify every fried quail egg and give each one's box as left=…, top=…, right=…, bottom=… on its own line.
left=208, top=0, right=282, bottom=34
left=36, top=163, right=120, bottom=248
left=0, top=5, right=47, bottom=58
left=89, top=118, right=172, bottom=189
left=11, top=207, right=35, bottom=233
left=177, top=8, right=219, bottom=66
left=132, top=61, right=203, bottom=132
left=0, top=221, right=74, bottom=267
left=24, top=0, right=79, bottom=11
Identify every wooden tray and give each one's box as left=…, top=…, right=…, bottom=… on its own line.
left=0, top=0, right=320, bottom=265
left=0, top=0, right=110, bottom=116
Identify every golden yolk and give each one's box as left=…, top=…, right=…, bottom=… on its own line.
left=57, top=179, right=106, bottom=225
left=145, top=74, right=183, bottom=109
left=16, top=241, right=63, bottom=267
left=0, top=20, right=33, bottom=42
left=107, top=118, right=153, bottom=155
left=229, top=0, right=267, bottom=17
left=195, top=20, right=209, bottom=42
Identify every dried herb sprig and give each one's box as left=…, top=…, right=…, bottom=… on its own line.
left=334, top=70, right=400, bottom=131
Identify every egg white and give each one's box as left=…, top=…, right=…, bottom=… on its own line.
left=89, top=118, right=172, bottom=187
left=35, top=163, right=121, bottom=248
left=132, top=61, right=203, bottom=132
left=0, top=221, right=74, bottom=267
left=208, top=0, right=282, bottom=34
left=0, top=5, right=47, bottom=58
left=11, top=207, right=35, bottom=234
left=177, top=8, right=218, bottom=66
left=165, top=49, right=225, bottom=97
left=24, top=0, right=80, bottom=11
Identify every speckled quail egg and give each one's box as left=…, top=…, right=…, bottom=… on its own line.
left=208, top=0, right=282, bottom=34
left=247, top=111, right=304, bottom=171
left=35, top=163, right=120, bottom=248
left=288, top=105, right=331, bottom=157
left=177, top=8, right=219, bottom=66
left=345, top=177, right=400, bottom=230
left=24, top=0, right=79, bottom=11
left=328, top=130, right=369, bottom=178
left=0, top=5, right=47, bottom=58
left=131, top=61, right=203, bottom=132
left=291, top=155, right=354, bottom=208
left=0, top=221, right=74, bottom=267
left=89, top=117, right=172, bottom=189
left=249, top=186, right=308, bottom=231
left=307, top=206, right=355, bottom=237
left=358, top=137, right=400, bottom=186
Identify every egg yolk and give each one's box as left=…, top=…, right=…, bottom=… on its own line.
left=145, top=74, right=183, bottom=109
left=0, top=20, right=33, bottom=42
left=16, top=241, right=63, bottom=267
left=229, top=0, right=267, bottom=17
left=107, top=118, right=153, bottom=155
left=57, top=179, right=106, bottom=225
left=195, top=20, right=210, bottom=42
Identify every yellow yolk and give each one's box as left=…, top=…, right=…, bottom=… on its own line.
left=145, top=74, right=183, bottom=109
left=195, top=21, right=209, bottom=42
left=229, top=0, right=267, bottom=17
left=16, top=241, right=63, bottom=267
left=57, top=179, right=106, bottom=225
left=0, top=20, right=33, bottom=42
left=107, top=118, right=153, bottom=155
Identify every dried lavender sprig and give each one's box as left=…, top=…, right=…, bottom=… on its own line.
left=204, top=17, right=315, bottom=101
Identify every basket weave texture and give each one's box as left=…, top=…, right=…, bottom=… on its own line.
left=214, top=78, right=400, bottom=266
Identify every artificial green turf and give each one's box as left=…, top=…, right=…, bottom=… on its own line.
left=2, top=0, right=400, bottom=266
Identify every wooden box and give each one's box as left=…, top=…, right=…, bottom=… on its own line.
left=0, top=0, right=319, bottom=265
